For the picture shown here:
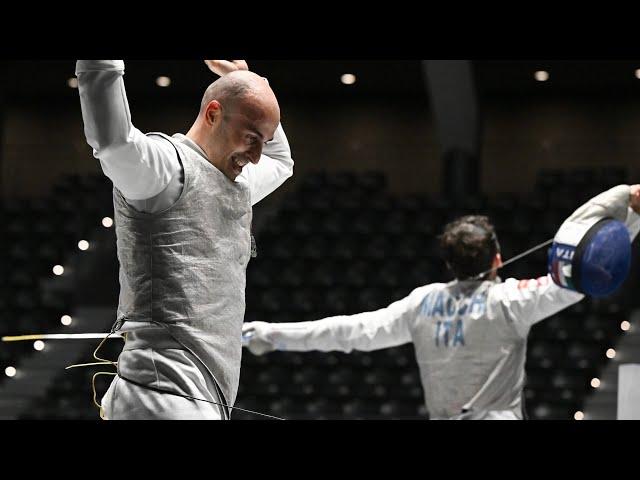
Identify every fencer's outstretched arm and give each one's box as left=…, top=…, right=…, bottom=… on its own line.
left=567, top=184, right=640, bottom=238
left=243, top=286, right=436, bottom=355
left=76, top=60, right=179, bottom=201
left=492, top=184, right=640, bottom=337
left=204, top=60, right=294, bottom=206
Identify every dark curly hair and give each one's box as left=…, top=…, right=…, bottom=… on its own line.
left=439, top=215, right=501, bottom=280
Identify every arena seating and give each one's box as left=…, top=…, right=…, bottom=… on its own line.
left=5, top=167, right=635, bottom=420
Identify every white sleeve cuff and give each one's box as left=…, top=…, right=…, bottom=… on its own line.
left=76, top=60, right=125, bottom=75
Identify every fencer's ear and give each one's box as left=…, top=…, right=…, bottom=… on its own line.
left=205, top=100, right=222, bottom=125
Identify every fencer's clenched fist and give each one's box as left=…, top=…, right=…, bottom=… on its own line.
left=242, top=322, right=276, bottom=356
left=204, top=60, right=250, bottom=76
left=630, top=185, right=640, bottom=214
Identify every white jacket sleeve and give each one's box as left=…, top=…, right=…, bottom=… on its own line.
left=492, top=276, right=584, bottom=337
left=493, top=184, right=640, bottom=337
left=256, top=286, right=432, bottom=353
left=76, top=60, right=180, bottom=201
left=238, top=122, right=294, bottom=206
left=566, top=184, right=640, bottom=244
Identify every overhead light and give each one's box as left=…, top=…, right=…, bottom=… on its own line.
left=591, top=378, right=601, bottom=388
left=102, top=217, right=113, bottom=228
left=574, top=411, right=584, bottom=420
left=52, top=265, right=64, bottom=276
left=61, top=315, right=72, bottom=326
left=33, top=340, right=45, bottom=351
left=534, top=404, right=549, bottom=417
left=67, top=78, right=78, bottom=89
left=341, top=74, right=357, bottom=85
left=621, top=321, right=631, bottom=331
left=78, top=240, right=89, bottom=251
left=606, top=348, right=616, bottom=359
left=156, top=76, right=171, bottom=87
left=5, top=367, right=16, bottom=378
left=635, top=69, right=640, bottom=80
left=534, top=70, right=549, bottom=82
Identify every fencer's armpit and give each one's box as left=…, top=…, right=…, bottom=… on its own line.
left=242, top=322, right=276, bottom=356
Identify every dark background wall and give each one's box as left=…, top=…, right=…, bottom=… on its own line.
left=3, top=60, right=640, bottom=200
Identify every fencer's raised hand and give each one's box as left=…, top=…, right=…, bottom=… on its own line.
left=630, top=185, right=640, bottom=214
left=204, top=60, right=249, bottom=77
left=242, top=322, right=276, bottom=356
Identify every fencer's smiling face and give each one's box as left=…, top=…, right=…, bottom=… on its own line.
left=206, top=97, right=280, bottom=181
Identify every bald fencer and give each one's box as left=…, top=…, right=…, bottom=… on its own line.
left=76, top=59, right=293, bottom=419
left=244, top=185, right=640, bottom=420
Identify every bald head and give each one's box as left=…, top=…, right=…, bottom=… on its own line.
left=199, top=70, right=279, bottom=119
left=188, top=70, right=281, bottom=181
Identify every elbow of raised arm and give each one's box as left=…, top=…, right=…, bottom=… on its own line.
left=88, top=123, right=141, bottom=163
left=280, top=145, right=294, bottom=175
left=93, top=139, right=136, bottom=164
left=273, top=153, right=294, bottom=181
left=285, top=158, right=294, bottom=179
